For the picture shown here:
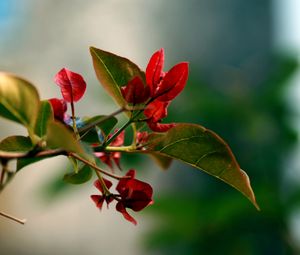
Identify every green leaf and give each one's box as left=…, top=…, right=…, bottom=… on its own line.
left=63, top=164, right=93, bottom=184
left=17, top=157, right=48, bottom=172
left=90, top=47, right=145, bottom=111
left=34, top=100, right=53, bottom=138
left=0, top=72, right=40, bottom=133
left=46, top=121, right=84, bottom=155
left=145, top=123, right=259, bottom=209
left=0, top=136, right=33, bottom=152
left=149, top=152, right=173, bottom=170
left=79, top=115, right=118, bottom=143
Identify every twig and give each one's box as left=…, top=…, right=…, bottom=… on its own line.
left=77, top=105, right=146, bottom=134
left=0, top=211, right=26, bottom=225
left=69, top=152, right=128, bottom=180
left=78, top=107, right=125, bottom=134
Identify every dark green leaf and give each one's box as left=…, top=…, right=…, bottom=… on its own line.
left=63, top=164, right=93, bottom=184
left=35, top=100, right=53, bottom=138
left=145, top=123, right=259, bottom=209
left=149, top=152, right=173, bottom=170
left=0, top=73, right=40, bottom=133
left=79, top=115, right=118, bottom=143
left=90, top=47, right=145, bottom=113
left=0, top=136, right=33, bottom=152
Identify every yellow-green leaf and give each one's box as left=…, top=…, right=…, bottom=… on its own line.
left=46, top=121, right=84, bottom=155
left=0, top=72, right=40, bottom=133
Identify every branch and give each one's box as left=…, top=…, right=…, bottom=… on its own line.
left=69, top=152, right=128, bottom=180
left=0, top=210, right=26, bottom=225
left=0, top=148, right=66, bottom=160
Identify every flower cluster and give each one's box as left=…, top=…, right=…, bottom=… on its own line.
left=46, top=48, right=188, bottom=225
left=91, top=169, right=153, bottom=225
left=121, top=48, right=189, bottom=132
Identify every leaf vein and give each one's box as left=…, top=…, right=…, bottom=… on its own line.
left=194, top=150, right=220, bottom=166
left=159, top=135, right=204, bottom=152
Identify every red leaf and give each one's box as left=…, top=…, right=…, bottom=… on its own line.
left=116, top=202, right=137, bottom=225
left=144, top=100, right=169, bottom=123
left=147, top=121, right=176, bottom=132
left=120, top=77, right=149, bottom=104
left=155, top=62, right=189, bottom=101
left=146, top=48, right=164, bottom=96
left=94, top=178, right=113, bottom=193
left=54, top=68, right=86, bottom=103
left=91, top=179, right=114, bottom=210
left=116, top=169, right=136, bottom=194
left=91, top=195, right=105, bottom=210
left=48, top=98, right=67, bottom=121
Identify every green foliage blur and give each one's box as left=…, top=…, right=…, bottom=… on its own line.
left=145, top=55, right=300, bottom=255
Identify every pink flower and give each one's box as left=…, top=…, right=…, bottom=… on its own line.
left=136, top=131, right=149, bottom=145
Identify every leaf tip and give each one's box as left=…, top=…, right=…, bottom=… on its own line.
left=240, top=169, right=260, bottom=210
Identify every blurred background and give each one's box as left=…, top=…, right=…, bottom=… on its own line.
left=1, top=0, right=300, bottom=254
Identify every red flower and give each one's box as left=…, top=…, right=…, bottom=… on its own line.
left=54, top=68, right=86, bottom=103
left=144, top=100, right=169, bottom=123
left=146, top=49, right=189, bottom=101
left=121, top=76, right=150, bottom=104
left=94, top=130, right=125, bottom=170
left=144, top=100, right=175, bottom=132
left=146, top=121, right=175, bottom=133
left=119, top=49, right=188, bottom=133
left=146, top=48, right=165, bottom=97
left=154, top=62, right=189, bottom=102
left=48, top=98, right=67, bottom=122
left=115, top=170, right=153, bottom=225
left=144, top=49, right=188, bottom=132
left=136, top=131, right=149, bottom=145
left=90, top=178, right=114, bottom=210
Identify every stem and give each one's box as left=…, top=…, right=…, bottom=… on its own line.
left=0, top=211, right=26, bottom=225
left=0, top=159, right=8, bottom=187
left=105, top=146, right=136, bottom=152
left=71, top=101, right=80, bottom=139
left=78, top=107, right=125, bottom=134
left=0, top=170, right=5, bottom=187
left=103, top=120, right=133, bottom=147
left=131, top=123, right=137, bottom=149
left=78, top=106, right=146, bottom=135
left=94, top=169, right=110, bottom=194
left=69, top=152, right=126, bottom=180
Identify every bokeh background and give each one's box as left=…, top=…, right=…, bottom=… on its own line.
left=1, top=0, right=300, bottom=254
